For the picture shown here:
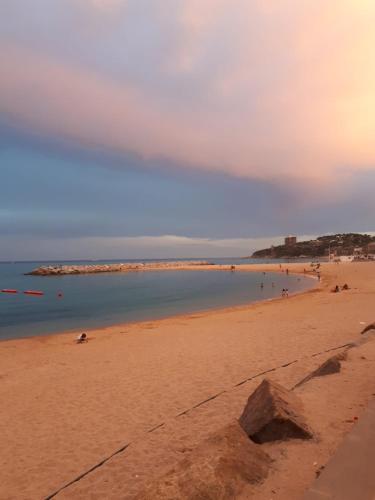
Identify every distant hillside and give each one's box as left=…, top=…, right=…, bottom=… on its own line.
left=250, top=233, right=375, bottom=259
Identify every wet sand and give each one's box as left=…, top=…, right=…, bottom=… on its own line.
left=1, top=262, right=374, bottom=499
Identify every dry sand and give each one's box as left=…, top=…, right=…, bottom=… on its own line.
left=1, top=262, right=375, bottom=499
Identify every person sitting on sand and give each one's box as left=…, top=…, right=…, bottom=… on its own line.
left=76, top=333, right=88, bottom=343
left=332, top=285, right=340, bottom=293
left=342, top=283, right=349, bottom=290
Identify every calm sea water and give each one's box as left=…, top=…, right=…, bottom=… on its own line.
left=0, top=259, right=315, bottom=340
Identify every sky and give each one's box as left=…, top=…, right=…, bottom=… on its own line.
left=1, top=0, right=375, bottom=259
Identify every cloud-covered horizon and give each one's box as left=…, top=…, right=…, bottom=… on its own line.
left=4, top=231, right=375, bottom=261
left=2, top=0, right=375, bottom=184
left=0, top=234, right=318, bottom=261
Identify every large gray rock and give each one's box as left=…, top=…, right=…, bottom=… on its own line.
left=239, top=379, right=313, bottom=443
left=136, top=422, right=271, bottom=500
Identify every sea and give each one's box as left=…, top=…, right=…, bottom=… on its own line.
left=0, top=258, right=316, bottom=341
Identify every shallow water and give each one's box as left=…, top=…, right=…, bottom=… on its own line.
left=0, top=259, right=314, bottom=340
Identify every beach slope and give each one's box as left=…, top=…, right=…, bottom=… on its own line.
left=1, top=262, right=374, bottom=499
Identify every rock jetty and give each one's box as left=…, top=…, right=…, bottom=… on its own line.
left=26, top=261, right=211, bottom=276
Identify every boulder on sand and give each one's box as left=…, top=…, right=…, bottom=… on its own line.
left=293, top=353, right=345, bottom=389
left=361, top=322, right=375, bottom=334
left=239, top=379, right=313, bottom=443
left=136, top=422, right=271, bottom=500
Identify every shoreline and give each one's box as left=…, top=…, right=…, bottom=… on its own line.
left=1, top=264, right=318, bottom=344
left=2, top=262, right=373, bottom=499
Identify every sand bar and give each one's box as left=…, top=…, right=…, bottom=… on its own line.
left=1, top=262, right=375, bottom=499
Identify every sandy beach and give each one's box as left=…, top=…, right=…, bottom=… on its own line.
left=1, top=262, right=375, bottom=499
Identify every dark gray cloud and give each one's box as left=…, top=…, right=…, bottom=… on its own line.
left=1, top=127, right=374, bottom=249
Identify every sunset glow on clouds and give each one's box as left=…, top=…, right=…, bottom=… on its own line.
left=2, top=0, right=375, bottom=181
left=1, top=1, right=375, bottom=258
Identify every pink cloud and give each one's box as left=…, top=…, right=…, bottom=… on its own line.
left=1, top=1, right=375, bottom=184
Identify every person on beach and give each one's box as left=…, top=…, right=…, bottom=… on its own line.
left=342, top=283, right=349, bottom=290
left=286, top=268, right=289, bottom=275
left=285, top=288, right=289, bottom=297
left=260, top=282, right=264, bottom=288
left=76, top=333, right=88, bottom=343
left=281, top=288, right=285, bottom=297
left=332, top=285, right=340, bottom=293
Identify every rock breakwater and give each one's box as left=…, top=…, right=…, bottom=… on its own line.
left=26, top=261, right=211, bottom=276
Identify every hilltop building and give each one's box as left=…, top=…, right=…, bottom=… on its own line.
left=284, top=235, right=297, bottom=246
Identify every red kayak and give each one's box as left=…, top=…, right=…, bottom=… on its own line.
left=23, top=290, right=44, bottom=296
left=1, top=289, right=18, bottom=294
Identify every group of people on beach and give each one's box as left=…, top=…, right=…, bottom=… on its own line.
left=332, top=284, right=349, bottom=293
left=281, top=288, right=289, bottom=298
